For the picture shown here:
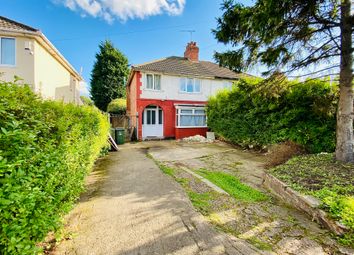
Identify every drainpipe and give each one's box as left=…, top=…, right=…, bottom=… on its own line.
left=136, top=111, right=139, bottom=140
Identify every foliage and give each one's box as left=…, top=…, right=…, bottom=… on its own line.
left=90, top=40, right=129, bottom=111
left=158, top=164, right=175, bottom=177
left=247, top=237, right=273, bottom=251
left=270, top=153, right=354, bottom=247
left=196, top=169, right=268, bottom=202
left=213, top=0, right=353, bottom=162
left=0, top=81, right=110, bottom=254
left=207, top=76, right=338, bottom=153
left=80, top=95, right=94, bottom=106
left=155, top=162, right=217, bottom=214
left=187, top=191, right=216, bottom=215
left=213, top=0, right=347, bottom=75
left=107, top=98, right=127, bottom=114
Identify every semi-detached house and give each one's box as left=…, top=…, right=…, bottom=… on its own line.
left=127, top=42, right=249, bottom=140
left=0, top=16, right=82, bottom=104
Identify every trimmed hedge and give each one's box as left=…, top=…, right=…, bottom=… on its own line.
left=0, top=81, right=110, bottom=254
left=207, top=76, right=338, bottom=153
left=107, top=98, right=126, bottom=114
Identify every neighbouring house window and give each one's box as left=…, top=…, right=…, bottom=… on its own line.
left=176, top=107, right=207, bottom=127
left=180, top=78, right=201, bottom=93
left=146, top=74, right=161, bottom=90
left=0, top=38, right=15, bottom=65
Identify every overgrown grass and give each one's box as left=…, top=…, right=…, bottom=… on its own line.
left=247, top=237, right=273, bottom=251
left=196, top=169, right=268, bottom=202
left=270, top=153, right=354, bottom=247
left=159, top=164, right=175, bottom=177
left=187, top=191, right=216, bottom=215
left=155, top=162, right=217, bottom=215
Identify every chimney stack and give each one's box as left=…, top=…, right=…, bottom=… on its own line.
left=184, top=41, right=199, bottom=62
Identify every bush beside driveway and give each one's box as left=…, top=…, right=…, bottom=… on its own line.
left=0, top=81, right=109, bottom=255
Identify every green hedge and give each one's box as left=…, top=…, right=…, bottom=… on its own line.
left=0, top=81, right=110, bottom=254
left=207, top=76, right=338, bottom=152
left=107, top=98, right=126, bottom=114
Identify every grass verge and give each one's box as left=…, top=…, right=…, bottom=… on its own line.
left=196, top=169, right=268, bottom=202
left=270, top=153, right=354, bottom=247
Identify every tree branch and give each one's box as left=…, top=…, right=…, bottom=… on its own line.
left=287, top=65, right=340, bottom=77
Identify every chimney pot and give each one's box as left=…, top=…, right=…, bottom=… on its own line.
left=184, top=41, right=199, bottom=62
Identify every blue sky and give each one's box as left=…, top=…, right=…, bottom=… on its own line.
left=1, top=0, right=256, bottom=94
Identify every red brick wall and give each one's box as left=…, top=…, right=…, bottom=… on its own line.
left=128, top=70, right=209, bottom=140
left=126, top=71, right=142, bottom=132
left=136, top=98, right=207, bottom=140
left=175, top=127, right=208, bottom=140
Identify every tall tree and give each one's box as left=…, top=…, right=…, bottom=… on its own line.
left=90, top=40, right=129, bottom=111
left=214, top=0, right=354, bottom=162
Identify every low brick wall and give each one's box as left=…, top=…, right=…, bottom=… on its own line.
left=263, top=173, right=348, bottom=236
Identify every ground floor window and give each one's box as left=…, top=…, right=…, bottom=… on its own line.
left=176, top=106, right=207, bottom=127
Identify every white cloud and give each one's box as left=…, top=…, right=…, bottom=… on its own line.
left=59, top=0, right=185, bottom=23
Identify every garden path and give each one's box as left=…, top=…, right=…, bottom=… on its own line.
left=54, top=141, right=264, bottom=255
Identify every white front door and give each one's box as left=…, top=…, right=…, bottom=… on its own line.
left=142, top=106, right=163, bottom=139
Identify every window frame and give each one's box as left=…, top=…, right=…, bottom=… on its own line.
left=179, top=78, right=202, bottom=94
left=176, top=106, right=207, bottom=128
left=0, top=37, right=16, bottom=67
left=145, top=73, right=162, bottom=91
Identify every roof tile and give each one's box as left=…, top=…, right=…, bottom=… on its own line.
left=133, top=56, right=249, bottom=80
left=0, top=16, right=38, bottom=33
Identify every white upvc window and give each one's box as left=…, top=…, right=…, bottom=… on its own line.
left=176, top=106, right=207, bottom=128
left=180, top=78, right=201, bottom=93
left=0, top=37, right=16, bottom=66
left=146, top=74, right=161, bottom=90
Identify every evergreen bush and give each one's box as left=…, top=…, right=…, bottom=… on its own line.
left=107, top=98, right=126, bottom=114
left=207, top=76, right=337, bottom=153
left=0, top=81, right=109, bottom=254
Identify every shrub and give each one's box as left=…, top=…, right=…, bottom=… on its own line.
left=107, top=98, right=126, bottom=114
left=0, top=81, right=110, bottom=254
left=207, top=75, right=337, bottom=153
left=80, top=95, right=94, bottom=106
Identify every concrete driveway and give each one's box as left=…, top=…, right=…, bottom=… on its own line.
left=54, top=141, right=263, bottom=255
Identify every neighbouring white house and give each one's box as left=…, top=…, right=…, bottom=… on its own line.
left=126, top=41, right=251, bottom=140
left=0, top=16, right=83, bottom=104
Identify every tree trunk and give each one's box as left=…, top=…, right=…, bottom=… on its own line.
left=335, top=0, right=354, bottom=162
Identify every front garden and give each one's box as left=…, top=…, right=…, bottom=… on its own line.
left=207, top=76, right=353, bottom=248
left=270, top=154, right=354, bottom=246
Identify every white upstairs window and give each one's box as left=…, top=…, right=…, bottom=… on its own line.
left=0, top=38, right=15, bottom=66
left=180, top=78, right=201, bottom=93
left=146, top=74, right=161, bottom=90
